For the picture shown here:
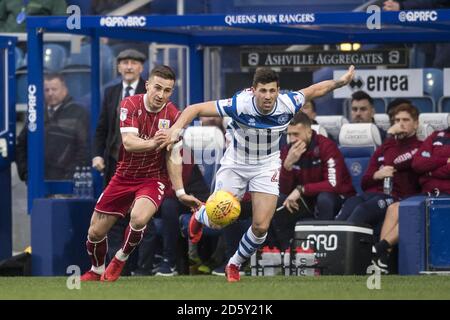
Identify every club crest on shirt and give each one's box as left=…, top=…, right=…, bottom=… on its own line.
left=120, top=108, right=128, bottom=121
left=158, top=119, right=171, bottom=129
left=278, top=114, right=289, bottom=125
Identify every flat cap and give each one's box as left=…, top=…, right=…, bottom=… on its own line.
left=116, top=49, right=146, bottom=63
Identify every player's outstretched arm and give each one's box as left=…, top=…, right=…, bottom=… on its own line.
left=166, top=143, right=203, bottom=209
left=301, top=65, right=355, bottom=104
left=121, top=132, right=161, bottom=153
left=157, top=101, right=219, bottom=150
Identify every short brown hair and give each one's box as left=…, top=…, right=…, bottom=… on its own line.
left=44, top=73, right=66, bottom=85
left=150, top=65, right=176, bottom=81
left=392, top=103, right=419, bottom=121
left=289, top=111, right=312, bottom=128
left=252, top=67, right=279, bottom=88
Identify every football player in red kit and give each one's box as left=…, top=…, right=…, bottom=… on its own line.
left=81, top=65, right=201, bottom=282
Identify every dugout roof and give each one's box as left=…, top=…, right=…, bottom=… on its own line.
left=25, top=9, right=450, bottom=209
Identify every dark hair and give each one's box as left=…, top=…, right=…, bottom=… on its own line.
left=351, top=90, right=374, bottom=106
left=387, top=98, right=412, bottom=115
left=252, top=67, right=279, bottom=88
left=304, top=100, right=316, bottom=113
left=44, top=73, right=66, bottom=85
left=150, top=65, right=176, bottom=81
left=289, top=111, right=312, bottom=128
left=392, top=103, right=419, bottom=121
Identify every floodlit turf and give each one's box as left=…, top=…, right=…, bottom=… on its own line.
left=0, top=275, right=449, bottom=300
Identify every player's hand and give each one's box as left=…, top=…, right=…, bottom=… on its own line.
left=387, top=123, right=408, bottom=138
left=373, top=165, right=395, bottom=180
left=283, top=188, right=301, bottom=213
left=92, top=156, right=105, bottom=172
left=338, top=65, right=355, bottom=87
left=284, top=140, right=306, bottom=171
left=179, top=194, right=203, bottom=210
left=156, top=128, right=180, bottom=151
left=383, top=0, right=400, bottom=11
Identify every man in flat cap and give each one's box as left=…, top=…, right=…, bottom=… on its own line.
left=93, top=49, right=147, bottom=184
left=92, top=49, right=147, bottom=275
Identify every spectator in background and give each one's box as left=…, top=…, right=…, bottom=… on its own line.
left=270, top=112, right=355, bottom=250
left=350, top=90, right=387, bottom=140
left=0, top=0, right=67, bottom=32
left=300, top=100, right=318, bottom=124
left=93, top=49, right=147, bottom=185
left=373, top=123, right=450, bottom=272
left=16, top=73, right=89, bottom=181
left=92, top=49, right=147, bottom=276
left=383, top=0, right=450, bottom=68
left=336, top=104, right=422, bottom=239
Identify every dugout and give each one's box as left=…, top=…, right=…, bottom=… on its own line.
left=24, top=9, right=450, bottom=275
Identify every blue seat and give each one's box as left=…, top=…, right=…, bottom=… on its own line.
left=340, top=147, right=376, bottom=195
left=61, top=65, right=91, bottom=98
left=408, top=97, right=435, bottom=113
left=338, top=123, right=382, bottom=195
left=15, top=47, right=24, bottom=69
left=42, top=43, right=67, bottom=71
left=373, top=98, right=387, bottom=113
left=15, top=67, right=28, bottom=104
left=423, top=68, right=443, bottom=103
left=66, top=44, right=115, bottom=85
left=438, top=96, right=450, bottom=113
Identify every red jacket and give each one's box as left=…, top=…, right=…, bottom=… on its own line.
left=280, top=131, right=355, bottom=198
left=412, top=129, right=450, bottom=195
left=362, top=135, right=422, bottom=200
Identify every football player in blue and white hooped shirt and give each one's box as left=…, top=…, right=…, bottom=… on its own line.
left=157, top=65, right=355, bottom=282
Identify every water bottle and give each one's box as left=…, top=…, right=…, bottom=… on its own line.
left=85, top=167, right=94, bottom=199
left=72, top=166, right=81, bottom=198
left=79, top=167, right=88, bottom=198
left=383, top=176, right=393, bottom=195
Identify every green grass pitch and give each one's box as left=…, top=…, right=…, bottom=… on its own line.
left=0, top=275, right=449, bottom=300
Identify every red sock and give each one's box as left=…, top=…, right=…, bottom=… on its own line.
left=121, top=224, right=146, bottom=256
left=86, top=237, right=107, bottom=267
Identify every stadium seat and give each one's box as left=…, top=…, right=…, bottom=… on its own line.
left=42, top=43, right=68, bottom=71
left=416, top=123, right=435, bottom=141
left=66, top=44, right=116, bottom=85
left=15, top=47, right=24, bottom=70
left=423, top=68, right=443, bottom=103
left=408, top=96, right=436, bottom=113
left=311, top=124, right=328, bottom=138
left=313, top=67, right=345, bottom=115
left=61, top=65, right=91, bottom=98
left=315, top=115, right=349, bottom=141
left=438, top=96, right=450, bottom=113
left=419, top=113, right=450, bottom=131
left=339, top=123, right=382, bottom=195
left=374, top=113, right=390, bottom=132
left=15, top=66, right=28, bottom=104
left=373, top=98, right=387, bottom=113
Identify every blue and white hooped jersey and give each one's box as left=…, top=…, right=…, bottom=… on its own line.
left=215, top=88, right=305, bottom=165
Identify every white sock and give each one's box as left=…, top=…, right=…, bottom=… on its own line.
left=115, top=248, right=129, bottom=262
left=194, top=205, right=212, bottom=228
left=229, top=227, right=267, bottom=267
left=90, top=264, right=105, bottom=275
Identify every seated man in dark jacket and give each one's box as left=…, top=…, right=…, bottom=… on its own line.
left=16, top=73, right=89, bottom=181
left=270, top=112, right=356, bottom=250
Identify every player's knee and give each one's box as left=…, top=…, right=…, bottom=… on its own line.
left=129, top=215, right=148, bottom=230
left=251, top=223, right=268, bottom=237
left=88, top=226, right=106, bottom=242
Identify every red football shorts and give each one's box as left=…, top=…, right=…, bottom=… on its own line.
left=95, top=174, right=168, bottom=218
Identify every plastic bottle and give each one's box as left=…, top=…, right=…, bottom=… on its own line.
left=85, top=167, right=94, bottom=199
left=79, top=167, right=88, bottom=198
left=283, top=249, right=291, bottom=276
left=259, top=246, right=274, bottom=276
left=72, top=166, right=81, bottom=198
left=383, top=176, right=393, bottom=195
left=271, top=247, right=282, bottom=275
left=295, top=247, right=317, bottom=276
